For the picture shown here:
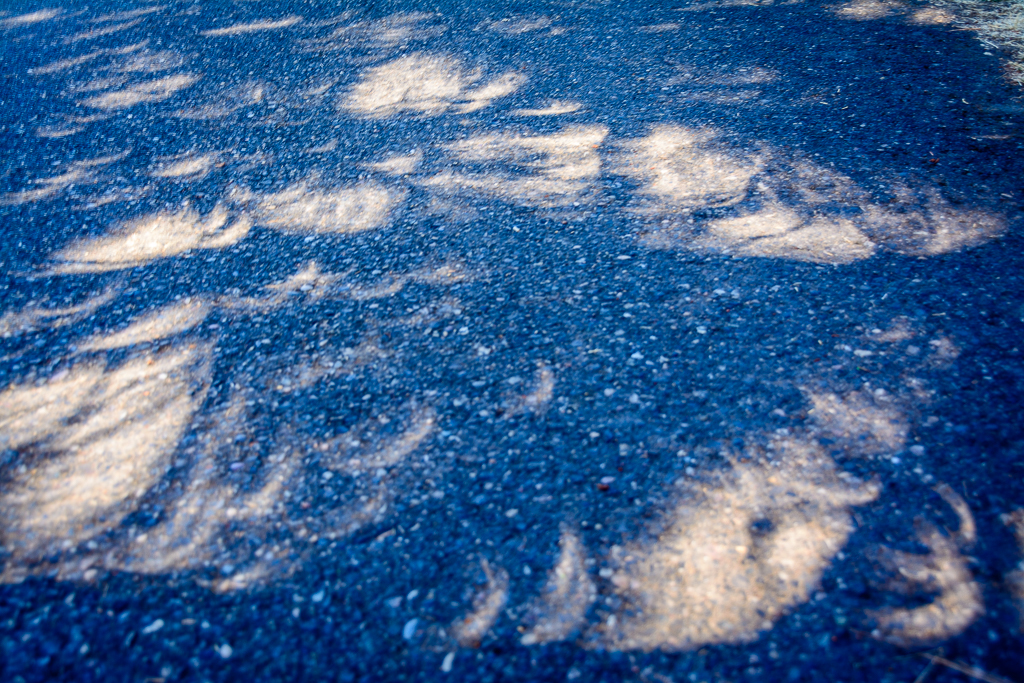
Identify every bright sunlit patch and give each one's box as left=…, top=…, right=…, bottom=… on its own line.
left=0, top=152, right=126, bottom=205
left=759, top=165, right=1005, bottom=258
left=521, top=526, right=594, bottom=644
left=93, top=5, right=165, bottom=23
left=868, top=485, right=982, bottom=647
left=0, top=286, right=120, bottom=339
left=925, top=336, right=961, bottom=368
left=216, top=261, right=343, bottom=311
left=269, top=342, right=381, bottom=391
left=675, top=89, right=763, bottom=105
left=909, top=8, right=954, bottom=24
left=329, top=408, right=435, bottom=475
left=457, top=72, right=527, bottom=113
left=201, top=16, right=302, bottom=37
left=262, top=261, right=340, bottom=300
left=593, top=438, right=879, bottom=650
left=806, top=390, right=908, bottom=455
left=833, top=0, right=903, bottom=20
left=341, top=53, right=524, bottom=118
left=700, top=210, right=876, bottom=264
left=872, top=317, right=916, bottom=343
left=679, top=0, right=779, bottom=8
left=36, top=124, right=84, bottom=138
left=858, top=188, right=1006, bottom=256
left=228, top=264, right=468, bottom=317
left=426, top=195, right=480, bottom=222
left=628, top=130, right=1004, bottom=262
left=512, top=100, right=582, bottom=116
left=503, top=365, right=555, bottom=416
left=1, top=9, right=61, bottom=29
left=667, top=65, right=779, bottom=87
left=1, top=168, right=90, bottom=204
left=424, top=126, right=607, bottom=208
left=367, top=150, right=423, bottom=175
left=32, top=50, right=105, bottom=75
left=112, top=387, right=297, bottom=579
left=37, top=114, right=109, bottom=138
left=51, top=204, right=251, bottom=273
left=291, top=406, right=439, bottom=545
left=151, top=152, right=220, bottom=179
left=81, top=73, right=197, bottom=110
left=236, top=180, right=405, bottom=234
left=0, top=365, right=438, bottom=586
left=1003, top=510, right=1024, bottom=629
left=65, top=18, right=142, bottom=43
left=80, top=299, right=211, bottom=351
left=411, top=263, right=473, bottom=285
left=70, top=74, right=130, bottom=93
left=0, top=344, right=211, bottom=563
left=616, top=125, right=759, bottom=213
left=301, top=79, right=337, bottom=97
left=306, top=139, right=338, bottom=153
left=450, top=560, right=509, bottom=648
left=73, top=183, right=153, bottom=210
left=116, top=389, right=430, bottom=587
left=639, top=22, right=682, bottom=32
left=478, top=15, right=553, bottom=35
left=308, top=12, right=445, bottom=50
left=173, top=80, right=265, bottom=119
left=335, top=264, right=470, bottom=302
left=112, top=48, right=184, bottom=74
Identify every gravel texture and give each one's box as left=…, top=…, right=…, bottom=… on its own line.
left=1, top=0, right=1023, bottom=681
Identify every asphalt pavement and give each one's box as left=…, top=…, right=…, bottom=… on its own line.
left=1, top=0, right=1024, bottom=681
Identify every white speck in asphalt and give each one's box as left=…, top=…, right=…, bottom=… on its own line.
left=142, top=619, right=164, bottom=634
left=403, top=618, right=419, bottom=640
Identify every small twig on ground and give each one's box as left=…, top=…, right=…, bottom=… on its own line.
left=912, top=656, right=937, bottom=683
left=919, top=653, right=1013, bottom=683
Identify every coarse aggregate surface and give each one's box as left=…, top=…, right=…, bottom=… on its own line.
left=1, top=0, right=1024, bottom=681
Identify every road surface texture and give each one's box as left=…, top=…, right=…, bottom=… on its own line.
left=2, top=0, right=1024, bottom=681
